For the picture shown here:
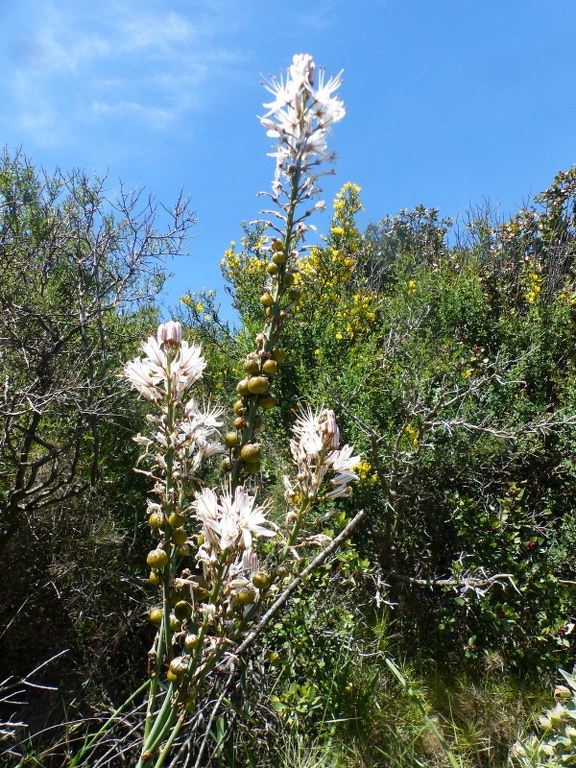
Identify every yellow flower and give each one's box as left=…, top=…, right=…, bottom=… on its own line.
left=353, top=460, right=372, bottom=480
left=403, top=424, right=419, bottom=446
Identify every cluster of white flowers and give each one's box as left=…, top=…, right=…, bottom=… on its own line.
left=512, top=675, right=576, bottom=767
left=124, top=322, right=207, bottom=403
left=193, top=485, right=276, bottom=555
left=260, top=53, right=345, bottom=197
left=285, top=407, right=360, bottom=505
left=124, top=322, right=224, bottom=481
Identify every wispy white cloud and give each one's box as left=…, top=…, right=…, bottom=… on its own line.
left=1, top=0, right=248, bottom=148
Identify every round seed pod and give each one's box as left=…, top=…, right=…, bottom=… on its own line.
left=272, top=251, right=288, bottom=265
left=258, top=394, right=277, bottom=410
left=271, top=239, right=284, bottom=252
left=266, top=263, right=279, bottom=276
left=270, top=348, right=286, bottom=362
left=176, top=544, right=190, bottom=557
left=247, top=376, right=269, bottom=395
left=236, top=378, right=251, bottom=396
left=252, top=571, right=271, bottom=590
left=221, top=457, right=232, bottom=472
left=184, top=633, right=201, bottom=651
left=169, top=656, right=189, bottom=677
left=149, top=607, right=163, bottom=625
left=262, top=359, right=277, bottom=375
left=147, top=548, right=169, bottom=569
left=233, top=400, right=246, bottom=415
left=244, top=461, right=261, bottom=474
left=236, top=589, right=255, bottom=605
left=168, top=512, right=185, bottom=528
left=233, top=416, right=246, bottom=430
left=243, top=357, right=260, bottom=375
left=241, top=443, right=262, bottom=462
left=148, top=512, right=165, bottom=528
left=174, top=600, right=193, bottom=620
left=224, top=431, right=240, bottom=448
left=171, top=528, right=188, bottom=546
left=149, top=571, right=161, bottom=586
left=169, top=614, right=181, bottom=631
left=260, top=292, right=274, bottom=307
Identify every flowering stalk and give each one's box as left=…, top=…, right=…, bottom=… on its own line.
left=68, top=55, right=358, bottom=768
left=227, top=53, right=345, bottom=491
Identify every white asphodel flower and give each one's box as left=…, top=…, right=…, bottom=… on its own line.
left=123, top=323, right=207, bottom=401
left=291, top=407, right=341, bottom=458
left=220, top=486, right=276, bottom=550
left=259, top=54, right=345, bottom=197
left=193, top=485, right=276, bottom=554
left=287, top=407, right=360, bottom=502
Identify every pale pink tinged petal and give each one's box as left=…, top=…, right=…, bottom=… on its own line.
left=157, top=320, right=182, bottom=345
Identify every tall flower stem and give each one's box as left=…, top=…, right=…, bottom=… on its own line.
left=230, top=162, right=303, bottom=492
left=113, top=54, right=351, bottom=768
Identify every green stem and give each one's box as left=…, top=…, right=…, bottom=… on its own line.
left=230, top=160, right=304, bottom=493
left=142, top=352, right=179, bottom=755
left=69, top=679, right=151, bottom=767
left=153, top=712, right=187, bottom=768
left=137, top=682, right=176, bottom=767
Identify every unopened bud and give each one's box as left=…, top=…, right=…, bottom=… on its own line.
left=321, top=409, right=340, bottom=449
left=157, top=320, right=182, bottom=345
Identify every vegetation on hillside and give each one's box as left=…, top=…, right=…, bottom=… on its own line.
left=2, top=55, right=576, bottom=768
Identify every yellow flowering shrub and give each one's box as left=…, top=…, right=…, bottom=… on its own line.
left=298, top=182, right=363, bottom=292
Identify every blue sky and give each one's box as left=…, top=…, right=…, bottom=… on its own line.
left=1, top=0, right=575, bottom=319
